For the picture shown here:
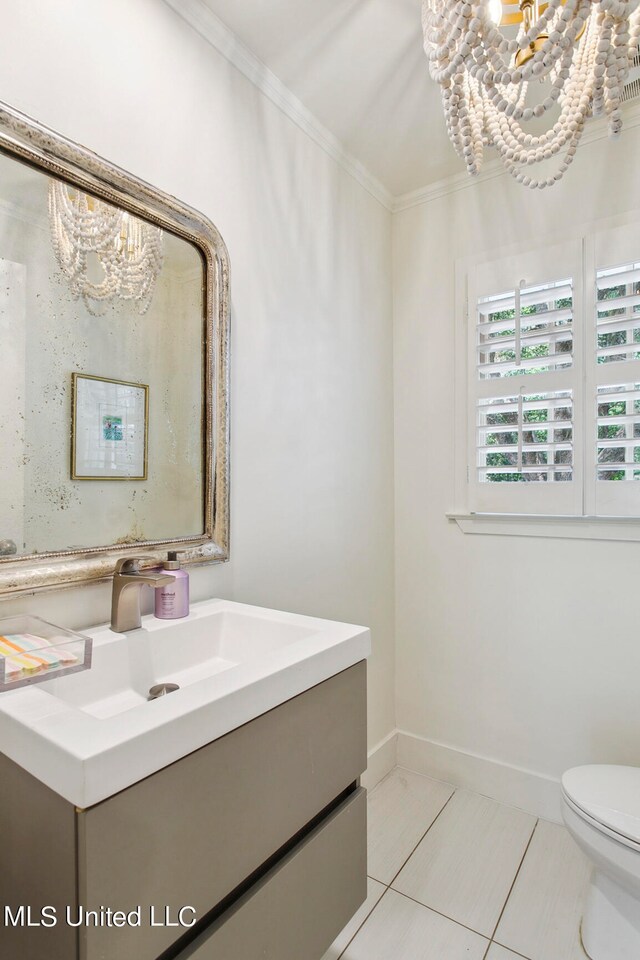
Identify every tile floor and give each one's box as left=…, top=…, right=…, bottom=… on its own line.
left=323, top=768, right=592, bottom=960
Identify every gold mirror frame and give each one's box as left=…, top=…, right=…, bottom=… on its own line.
left=0, top=100, right=230, bottom=596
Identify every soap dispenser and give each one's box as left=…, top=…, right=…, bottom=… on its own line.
left=154, top=551, right=189, bottom=619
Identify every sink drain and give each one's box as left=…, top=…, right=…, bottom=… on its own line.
left=148, top=683, right=180, bottom=700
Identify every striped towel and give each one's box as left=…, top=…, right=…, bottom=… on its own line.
left=0, top=633, right=78, bottom=683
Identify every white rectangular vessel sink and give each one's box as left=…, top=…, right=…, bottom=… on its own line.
left=0, top=599, right=370, bottom=807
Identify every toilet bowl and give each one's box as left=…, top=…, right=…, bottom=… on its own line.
left=561, top=765, right=640, bottom=960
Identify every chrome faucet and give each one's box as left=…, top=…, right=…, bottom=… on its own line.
left=110, top=557, right=175, bottom=633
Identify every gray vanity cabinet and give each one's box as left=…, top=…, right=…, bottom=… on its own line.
left=184, top=787, right=366, bottom=960
left=0, top=662, right=367, bottom=960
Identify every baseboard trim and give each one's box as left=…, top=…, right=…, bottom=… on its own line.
left=362, top=729, right=398, bottom=791
left=397, top=731, right=562, bottom=823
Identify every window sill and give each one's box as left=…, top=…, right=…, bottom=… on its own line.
left=447, top=512, right=640, bottom=542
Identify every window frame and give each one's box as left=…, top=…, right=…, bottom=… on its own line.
left=450, top=210, right=640, bottom=542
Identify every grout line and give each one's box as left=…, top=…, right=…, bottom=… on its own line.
left=481, top=939, right=493, bottom=960
left=339, top=780, right=543, bottom=960
left=394, top=763, right=457, bottom=794
left=488, top=818, right=540, bottom=943
left=385, top=788, right=457, bottom=888
left=379, top=811, right=539, bottom=954
left=334, top=884, right=392, bottom=960
left=334, top=788, right=458, bottom=959
left=390, top=887, right=494, bottom=943
left=489, top=943, right=534, bottom=960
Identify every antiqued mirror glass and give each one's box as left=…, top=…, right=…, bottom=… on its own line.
left=0, top=102, right=229, bottom=595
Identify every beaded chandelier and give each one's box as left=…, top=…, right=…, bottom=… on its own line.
left=422, top=0, right=640, bottom=187
left=48, top=181, right=164, bottom=315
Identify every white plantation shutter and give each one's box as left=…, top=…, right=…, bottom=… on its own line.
left=477, top=391, right=573, bottom=483
left=595, top=262, right=640, bottom=364
left=468, top=241, right=583, bottom=515
left=591, top=223, right=640, bottom=517
left=477, top=280, right=573, bottom=379
left=596, top=383, right=640, bottom=481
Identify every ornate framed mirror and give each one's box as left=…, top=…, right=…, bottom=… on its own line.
left=0, top=100, right=229, bottom=596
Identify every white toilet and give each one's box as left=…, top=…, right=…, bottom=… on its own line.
left=562, top=765, right=640, bottom=960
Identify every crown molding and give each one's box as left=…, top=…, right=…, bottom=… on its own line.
left=161, top=0, right=394, bottom=212
left=393, top=100, right=640, bottom=213
left=160, top=0, right=639, bottom=216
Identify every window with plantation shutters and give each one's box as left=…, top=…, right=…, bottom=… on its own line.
left=459, top=222, right=640, bottom=528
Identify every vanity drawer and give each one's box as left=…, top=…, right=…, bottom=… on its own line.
left=77, top=661, right=367, bottom=960
left=182, top=786, right=367, bottom=960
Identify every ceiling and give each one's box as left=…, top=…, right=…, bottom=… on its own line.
left=199, top=0, right=465, bottom=197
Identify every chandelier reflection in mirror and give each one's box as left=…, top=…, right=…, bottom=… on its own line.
left=48, top=180, right=164, bottom=315
left=422, top=0, right=640, bottom=188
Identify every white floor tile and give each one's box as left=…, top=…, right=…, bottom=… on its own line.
left=494, top=819, right=591, bottom=960
left=486, top=945, right=530, bottom=960
left=367, top=768, right=453, bottom=884
left=321, top=877, right=386, bottom=960
left=340, top=889, right=488, bottom=960
left=392, top=790, right=536, bottom=937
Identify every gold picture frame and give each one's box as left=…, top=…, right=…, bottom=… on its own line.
left=71, top=373, right=149, bottom=481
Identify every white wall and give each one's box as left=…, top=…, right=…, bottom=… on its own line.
left=0, top=0, right=396, bottom=749
left=393, top=123, right=640, bottom=792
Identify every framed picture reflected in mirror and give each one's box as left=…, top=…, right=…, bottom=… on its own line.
left=71, top=373, right=148, bottom=480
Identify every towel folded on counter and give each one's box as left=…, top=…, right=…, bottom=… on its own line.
left=0, top=633, right=78, bottom=682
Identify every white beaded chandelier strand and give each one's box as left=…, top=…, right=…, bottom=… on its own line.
left=423, top=0, right=640, bottom=187
left=49, top=181, right=164, bottom=315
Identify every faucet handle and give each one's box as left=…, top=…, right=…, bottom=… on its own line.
left=114, top=556, right=153, bottom=575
